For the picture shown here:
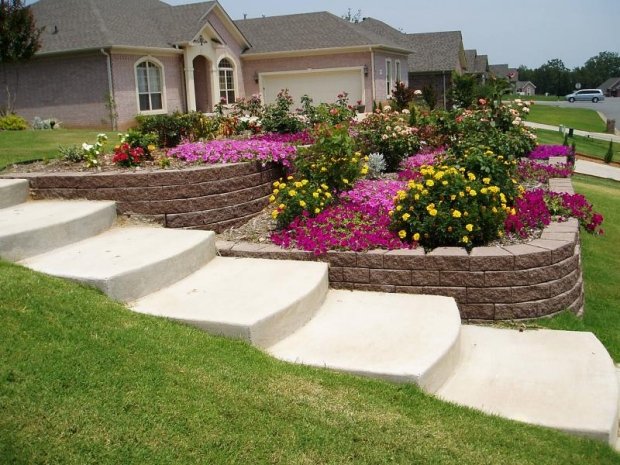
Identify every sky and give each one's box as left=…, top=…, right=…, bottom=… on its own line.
left=166, top=0, right=620, bottom=69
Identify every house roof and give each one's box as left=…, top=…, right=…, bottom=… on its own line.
left=403, top=31, right=464, bottom=73
left=598, top=77, right=620, bottom=91
left=464, top=49, right=477, bottom=72
left=30, top=0, right=250, bottom=54
left=474, top=54, right=489, bottom=74
left=235, top=12, right=411, bottom=55
left=516, top=80, right=536, bottom=89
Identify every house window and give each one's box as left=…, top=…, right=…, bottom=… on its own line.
left=395, top=60, right=401, bottom=84
left=136, top=60, right=163, bottom=112
left=386, top=59, right=392, bottom=97
left=218, top=58, right=235, bottom=104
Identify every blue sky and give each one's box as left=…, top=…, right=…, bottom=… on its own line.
left=169, top=0, right=620, bottom=69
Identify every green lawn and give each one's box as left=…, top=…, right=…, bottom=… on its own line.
left=504, top=94, right=563, bottom=102
left=527, top=105, right=606, bottom=132
left=0, top=129, right=112, bottom=169
left=535, top=175, right=620, bottom=360
left=1, top=262, right=619, bottom=463
left=535, top=129, right=619, bottom=162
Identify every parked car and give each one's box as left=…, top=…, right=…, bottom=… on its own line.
left=565, top=89, right=605, bottom=103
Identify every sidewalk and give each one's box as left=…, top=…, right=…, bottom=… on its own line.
left=525, top=121, right=620, bottom=143
left=574, top=159, right=620, bottom=182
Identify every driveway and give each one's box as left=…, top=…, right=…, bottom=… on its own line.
left=533, top=97, right=620, bottom=130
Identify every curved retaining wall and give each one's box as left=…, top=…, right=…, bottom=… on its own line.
left=12, top=162, right=281, bottom=232
left=217, top=178, right=584, bottom=321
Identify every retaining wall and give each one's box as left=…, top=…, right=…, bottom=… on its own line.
left=217, top=177, right=584, bottom=321
left=9, top=163, right=280, bottom=232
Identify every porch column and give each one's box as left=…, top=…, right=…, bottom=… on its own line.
left=184, top=52, right=197, bottom=112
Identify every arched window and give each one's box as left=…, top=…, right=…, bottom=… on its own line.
left=136, top=60, right=164, bottom=112
left=218, top=58, right=235, bottom=104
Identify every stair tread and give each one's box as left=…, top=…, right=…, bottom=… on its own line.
left=268, top=290, right=461, bottom=389
left=132, top=256, right=328, bottom=347
left=436, top=325, right=619, bottom=444
left=21, top=227, right=215, bottom=301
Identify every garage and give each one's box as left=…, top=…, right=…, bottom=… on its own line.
left=259, top=67, right=364, bottom=105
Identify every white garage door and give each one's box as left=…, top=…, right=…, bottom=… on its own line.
left=260, top=68, right=364, bottom=105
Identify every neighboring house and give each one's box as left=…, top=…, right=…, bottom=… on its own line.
left=598, top=77, right=620, bottom=97
left=489, top=64, right=518, bottom=82
left=464, top=49, right=489, bottom=83
left=357, top=18, right=466, bottom=109
left=515, top=81, right=536, bottom=96
left=1, top=0, right=410, bottom=129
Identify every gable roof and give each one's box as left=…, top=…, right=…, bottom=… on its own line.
left=464, top=49, right=477, bottom=72
left=474, top=54, right=489, bottom=74
left=30, top=0, right=248, bottom=54
left=516, top=80, right=536, bottom=89
left=598, top=77, right=620, bottom=91
left=235, top=12, right=411, bottom=56
left=404, top=31, right=464, bottom=73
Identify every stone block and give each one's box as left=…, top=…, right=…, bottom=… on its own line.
left=426, top=247, right=469, bottom=271
left=469, top=246, right=514, bottom=271
left=369, top=269, right=411, bottom=286
left=502, top=244, right=552, bottom=270
left=383, top=248, right=425, bottom=269
left=356, top=249, right=386, bottom=268
left=440, top=271, right=485, bottom=287
left=467, top=287, right=513, bottom=303
left=342, top=267, right=370, bottom=283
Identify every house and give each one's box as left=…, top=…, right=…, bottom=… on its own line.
left=357, top=18, right=467, bottom=109
left=598, top=77, right=620, bottom=97
left=515, top=81, right=536, bottom=96
left=489, top=64, right=518, bottom=82
left=464, top=49, right=489, bottom=83
left=1, top=0, right=410, bottom=129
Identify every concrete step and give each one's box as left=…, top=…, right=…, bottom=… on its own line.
left=20, top=227, right=216, bottom=302
left=436, top=326, right=619, bottom=445
left=0, top=200, right=117, bottom=261
left=0, top=178, right=29, bottom=208
left=132, top=257, right=328, bottom=348
left=268, top=291, right=462, bottom=393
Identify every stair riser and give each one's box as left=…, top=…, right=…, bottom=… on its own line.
left=60, top=235, right=217, bottom=302
left=419, top=331, right=461, bottom=394
left=1, top=203, right=117, bottom=261
left=0, top=179, right=29, bottom=209
left=250, top=272, right=329, bottom=348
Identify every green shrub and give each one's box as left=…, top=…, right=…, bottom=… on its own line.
left=58, top=145, right=84, bottom=163
left=390, top=165, right=508, bottom=250
left=123, top=129, right=159, bottom=154
left=135, top=111, right=218, bottom=147
left=261, top=89, right=305, bottom=134
left=604, top=140, right=614, bottom=164
left=0, top=114, right=28, bottom=130
left=355, top=107, right=420, bottom=171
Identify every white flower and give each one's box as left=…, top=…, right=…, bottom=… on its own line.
left=414, top=89, right=422, bottom=96
left=97, top=133, right=108, bottom=140
left=514, top=99, right=522, bottom=104
left=381, top=134, right=389, bottom=140
left=383, top=105, right=392, bottom=113
left=82, top=143, right=93, bottom=151
left=522, top=107, right=530, bottom=113
left=402, top=109, right=410, bottom=114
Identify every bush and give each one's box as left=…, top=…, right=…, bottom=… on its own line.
left=391, top=81, right=415, bottom=111
left=31, top=117, right=59, bottom=130
left=604, top=140, right=614, bottom=164
left=390, top=164, right=508, bottom=249
left=112, top=143, right=146, bottom=167
left=0, top=114, right=27, bottom=130
left=261, top=89, right=305, bottom=134
left=355, top=107, right=420, bottom=171
left=135, top=111, right=217, bottom=147
left=123, top=129, right=158, bottom=154
left=58, top=133, right=107, bottom=167
left=366, top=153, right=386, bottom=179
left=58, top=145, right=83, bottom=163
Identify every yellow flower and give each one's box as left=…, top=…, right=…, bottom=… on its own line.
left=313, top=192, right=319, bottom=198
left=302, top=179, right=309, bottom=186
left=462, top=235, right=469, bottom=243
left=469, top=190, right=477, bottom=197
left=426, top=179, right=435, bottom=187
left=450, top=194, right=456, bottom=201
left=396, top=205, right=403, bottom=211
left=466, top=224, right=473, bottom=232
left=287, top=176, right=294, bottom=180
left=429, top=209, right=438, bottom=217
left=269, top=195, right=276, bottom=202
left=280, top=183, right=286, bottom=189
left=271, top=210, right=279, bottom=219
left=314, top=208, right=320, bottom=214
left=288, top=190, right=297, bottom=197
left=480, top=187, right=488, bottom=195
left=402, top=213, right=411, bottom=221
left=414, top=194, right=420, bottom=200
left=452, top=210, right=462, bottom=218
left=147, top=144, right=156, bottom=153
left=467, top=172, right=476, bottom=181
left=482, top=177, right=491, bottom=184
left=442, top=180, right=448, bottom=186
left=397, top=190, right=407, bottom=200
left=324, top=192, right=332, bottom=199
left=321, top=184, right=329, bottom=190
left=299, top=200, right=307, bottom=208
left=398, top=230, right=407, bottom=239
left=459, top=191, right=465, bottom=198
left=388, top=210, right=394, bottom=217
left=278, top=204, right=285, bottom=210
left=273, top=189, right=279, bottom=195
left=294, top=181, right=302, bottom=188
left=413, top=232, right=420, bottom=241
left=343, top=178, right=349, bottom=184
left=273, top=181, right=280, bottom=188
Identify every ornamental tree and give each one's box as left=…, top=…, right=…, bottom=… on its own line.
left=0, top=0, right=43, bottom=114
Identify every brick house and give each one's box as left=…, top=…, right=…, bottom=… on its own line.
left=598, top=77, right=620, bottom=97
left=1, top=0, right=411, bottom=129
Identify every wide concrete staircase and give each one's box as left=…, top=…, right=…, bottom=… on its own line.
left=1, top=178, right=618, bottom=449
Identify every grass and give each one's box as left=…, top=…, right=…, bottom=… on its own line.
left=527, top=105, right=606, bottom=132
left=504, top=94, right=563, bottom=102
left=535, top=175, right=620, bottom=360
left=535, top=129, right=619, bottom=162
left=0, top=129, right=111, bottom=170
left=1, top=262, right=619, bottom=463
